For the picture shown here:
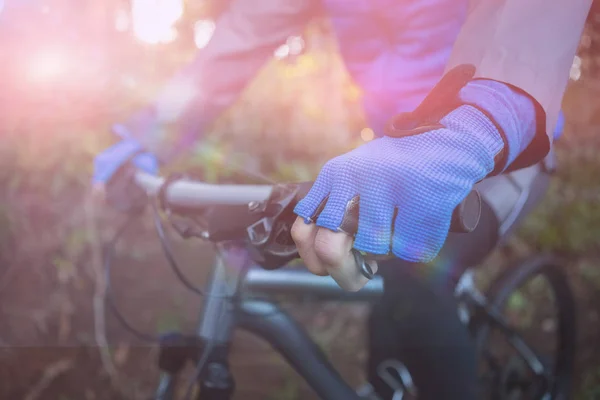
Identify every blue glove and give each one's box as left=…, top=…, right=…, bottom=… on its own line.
left=92, top=127, right=159, bottom=185
left=294, top=81, right=538, bottom=263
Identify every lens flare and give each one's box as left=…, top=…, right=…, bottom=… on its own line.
left=131, top=0, right=183, bottom=44
left=360, top=128, right=374, bottom=142
left=570, top=56, right=582, bottom=81
left=287, top=36, right=305, bottom=55
left=194, top=19, right=215, bottom=49
left=115, top=8, right=130, bottom=32
left=27, top=50, right=67, bottom=83
left=274, top=36, right=305, bottom=59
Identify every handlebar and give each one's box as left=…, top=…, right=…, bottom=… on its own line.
left=134, top=171, right=274, bottom=207
left=132, top=170, right=481, bottom=292
left=134, top=171, right=481, bottom=234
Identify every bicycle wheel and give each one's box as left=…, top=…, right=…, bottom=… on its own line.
left=366, top=263, right=480, bottom=400
left=473, top=254, right=576, bottom=400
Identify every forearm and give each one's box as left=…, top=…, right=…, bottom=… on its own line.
left=130, top=0, right=317, bottom=161
left=446, top=0, right=591, bottom=138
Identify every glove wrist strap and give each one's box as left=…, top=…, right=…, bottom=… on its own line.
left=384, top=64, right=548, bottom=175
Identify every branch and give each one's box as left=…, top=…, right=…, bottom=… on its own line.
left=24, top=359, right=74, bottom=400
left=83, top=194, right=118, bottom=380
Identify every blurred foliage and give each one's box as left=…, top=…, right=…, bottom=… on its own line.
left=517, top=84, right=600, bottom=255
left=580, top=367, right=600, bottom=400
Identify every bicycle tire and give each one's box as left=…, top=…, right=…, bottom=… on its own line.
left=367, top=264, right=480, bottom=400
left=473, top=254, right=576, bottom=400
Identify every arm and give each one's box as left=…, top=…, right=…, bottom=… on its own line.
left=127, top=0, right=318, bottom=161
left=292, top=0, right=593, bottom=291
left=446, top=0, right=591, bottom=141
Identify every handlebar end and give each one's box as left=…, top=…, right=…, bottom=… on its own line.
left=450, top=189, right=481, bottom=234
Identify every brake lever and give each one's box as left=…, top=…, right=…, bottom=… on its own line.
left=245, top=183, right=303, bottom=270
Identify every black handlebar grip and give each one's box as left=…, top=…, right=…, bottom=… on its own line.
left=294, top=182, right=481, bottom=234
left=450, top=189, right=481, bottom=233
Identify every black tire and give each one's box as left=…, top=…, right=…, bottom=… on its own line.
left=473, top=254, right=576, bottom=400
left=367, top=264, right=480, bottom=400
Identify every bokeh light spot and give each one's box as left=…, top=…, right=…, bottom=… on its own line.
left=131, top=0, right=183, bottom=44
left=360, top=128, right=374, bottom=142
left=194, top=19, right=216, bottom=49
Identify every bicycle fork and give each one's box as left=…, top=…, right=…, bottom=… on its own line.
left=155, top=250, right=244, bottom=400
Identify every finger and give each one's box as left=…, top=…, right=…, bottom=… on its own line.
left=391, top=203, right=451, bottom=263
left=314, top=178, right=357, bottom=232
left=293, top=160, right=333, bottom=220
left=314, top=229, right=376, bottom=291
left=353, top=191, right=395, bottom=255
left=291, top=217, right=327, bottom=276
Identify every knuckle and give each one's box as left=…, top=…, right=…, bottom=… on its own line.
left=313, top=231, right=345, bottom=265
left=322, top=157, right=339, bottom=172
left=394, top=163, right=419, bottom=183
left=319, top=156, right=344, bottom=177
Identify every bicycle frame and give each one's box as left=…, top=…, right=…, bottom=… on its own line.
left=153, top=247, right=551, bottom=400
left=154, top=247, right=384, bottom=400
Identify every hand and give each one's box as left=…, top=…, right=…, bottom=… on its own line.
left=92, top=133, right=159, bottom=199
left=291, top=105, right=504, bottom=290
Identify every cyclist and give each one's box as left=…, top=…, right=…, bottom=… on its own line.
left=93, top=0, right=583, bottom=399
left=291, top=1, right=585, bottom=398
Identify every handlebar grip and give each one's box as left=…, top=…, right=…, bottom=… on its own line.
left=450, top=189, right=482, bottom=234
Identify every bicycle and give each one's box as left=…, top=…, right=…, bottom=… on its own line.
left=103, top=165, right=576, bottom=400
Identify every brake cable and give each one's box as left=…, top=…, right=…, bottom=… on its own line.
left=104, top=213, right=159, bottom=343
left=150, top=199, right=207, bottom=296
left=151, top=198, right=241, bottom=300
left=104, top=210, right=220, bottom=399
left=106, top=167, right=307, bottom=342
left=105, top=193, right=243, bottom=342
